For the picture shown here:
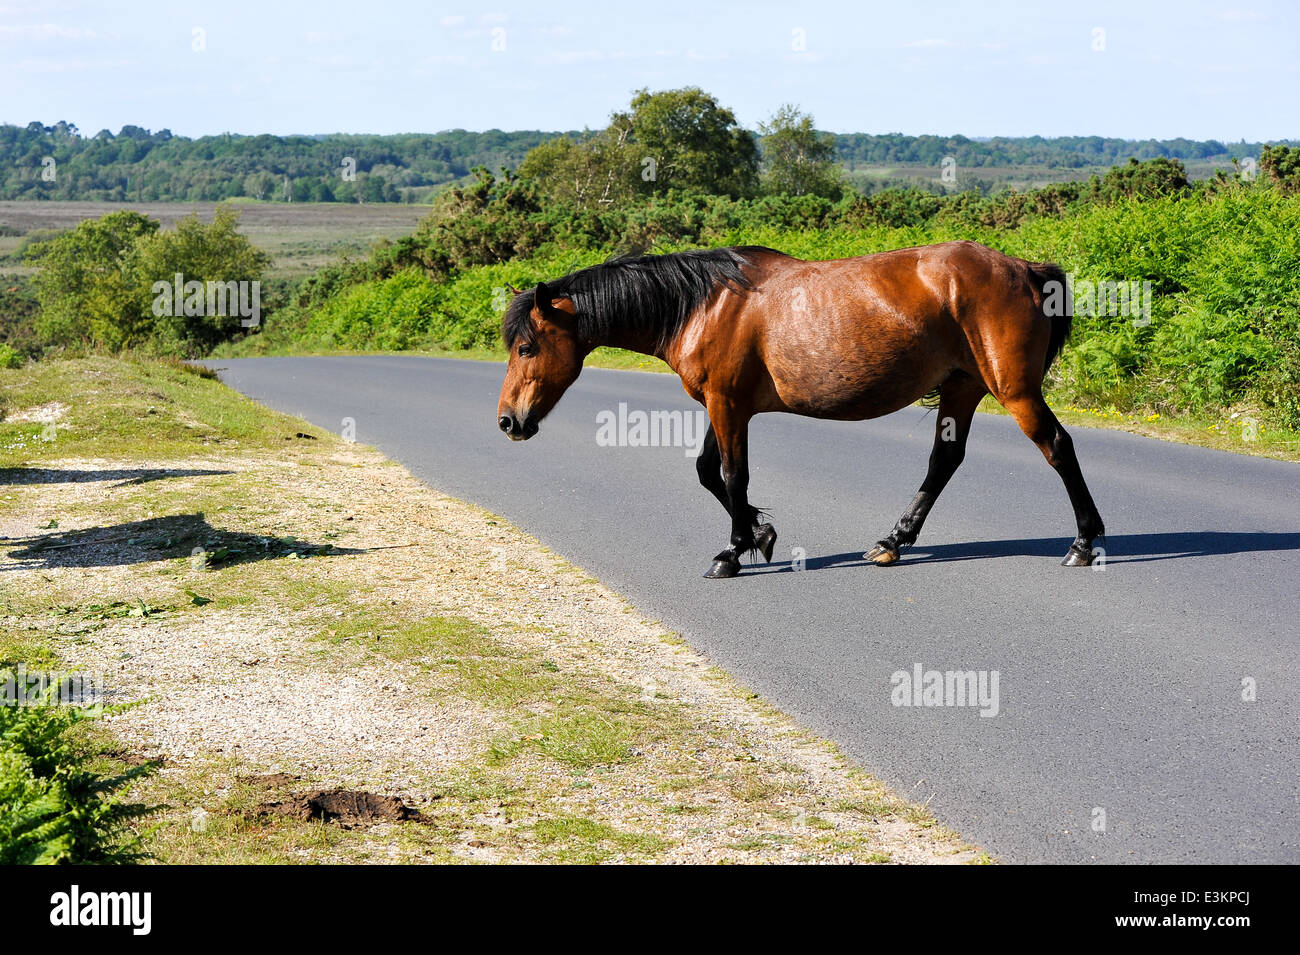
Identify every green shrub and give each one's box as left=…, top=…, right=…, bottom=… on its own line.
left=303, top=269, right=442, bottom=351
left=24, top=205, right=268, bottom=357
left=1252, top=306, right=1300, bottom=430
left=0, top=343, right=22, bottom=369
left=0, top=675, right=156, bottom=864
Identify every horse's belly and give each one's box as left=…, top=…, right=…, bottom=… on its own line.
left=763, top=332, right=949, bottom=420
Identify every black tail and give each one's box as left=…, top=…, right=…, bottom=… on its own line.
left=1028, top=262, right=1072, bottom=377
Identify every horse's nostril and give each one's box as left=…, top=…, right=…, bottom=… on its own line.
left=498, top=415, right=513, bottom=433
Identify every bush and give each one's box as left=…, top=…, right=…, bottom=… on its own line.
left=0, top=343, right=22, bottom=369
left=1252, top=306, right=1300, bottom=431
left=133, top=205, right=271, bottom=354
left=26, top=210, right=158, bottom=350
left=24, top=205, right=268, bottom=356
left=0, top=675, right=155, bottom=864
left=304, top=269, right=443, bottom=351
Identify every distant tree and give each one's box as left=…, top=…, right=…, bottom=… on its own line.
left=243, top=171, right=276, bottom=200
left=517, top=126, right=637, bottom=208
left=617, top=87, right=759, bottom=197
left=758, top=104, right=844, bottom=199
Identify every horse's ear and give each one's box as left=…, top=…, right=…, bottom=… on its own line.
left=533, top=282, right=553, bottom=317
left=533, top=282, right=575, bottom=327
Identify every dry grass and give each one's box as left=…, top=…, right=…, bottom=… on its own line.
left=0, top=200, right=428, bottom=279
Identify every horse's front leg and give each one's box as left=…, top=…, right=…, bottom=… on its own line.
left=701, top=406, right=776, bottom=579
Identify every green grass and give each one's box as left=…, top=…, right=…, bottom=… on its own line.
left=529, top=815, right=671, bottom=863
left=0, top=632, right=62, bottom=671
left=0, top=356, right=316, bottom=466
left=314, top=612, right=569, bottom=707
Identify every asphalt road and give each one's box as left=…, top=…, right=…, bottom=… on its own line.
left=206, top=355, right=1300, bottom=863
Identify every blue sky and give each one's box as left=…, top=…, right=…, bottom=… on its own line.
left=3, top=0, right=1296, bottom=140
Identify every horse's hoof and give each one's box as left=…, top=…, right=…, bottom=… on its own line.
left=753, top=523, right=777, bottom=563
left=865, top=543, right=899, bottom=566
left=1060, top=546, right=1095, bottom=567
left=704, top=556, right=741, bottom=579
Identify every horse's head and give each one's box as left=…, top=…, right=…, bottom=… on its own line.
left=497, top=282, right=586, bottom=440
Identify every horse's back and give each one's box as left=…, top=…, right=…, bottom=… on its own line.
left=741, top=243, right=1007, bottom=418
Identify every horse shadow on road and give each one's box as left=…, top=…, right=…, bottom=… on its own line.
left=744, top=530, right=1300, bottom=574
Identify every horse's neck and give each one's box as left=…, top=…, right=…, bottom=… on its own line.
left=584, top=325, right=668, bottom=362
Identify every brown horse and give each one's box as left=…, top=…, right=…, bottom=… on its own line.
left=497, top=241, right=1104, bottom=578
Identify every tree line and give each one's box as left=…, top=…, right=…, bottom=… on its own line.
left=2, top=113, right=1290, bottom=204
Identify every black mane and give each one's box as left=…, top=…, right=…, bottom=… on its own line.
left=502, top=246, right=776, bottom=352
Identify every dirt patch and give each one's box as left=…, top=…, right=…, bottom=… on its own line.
left=102, top=748, right=163, bottom=768
left=260, top=789, right=427, bottom=828
left=3, top=400, right=67, bottom=424
left=240, top=773, right=300, bottom=790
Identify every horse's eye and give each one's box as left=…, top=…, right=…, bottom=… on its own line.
left=518, top=343, right=536, bottom=358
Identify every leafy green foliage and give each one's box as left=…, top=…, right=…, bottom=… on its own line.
left=516, top=87, right=761, bottom=210
left=133, top=206, right=272, bottom=353
left=0, top=677, right=156, bottom=864
left=617, top=87, right=760, bottom=199
left=758, top=105, right=844, bottom=199
left=24, top=205, right=268, bottom=356
left=517, top=128, right=640, bottom=209
left=411, top=169, right=547, bottom=273
left=0, top=281, right=42, bottom=360
left=1260, top=144, right=1300, bottom=194
left=1085, top=157, right=1190, bottom=201
left=26, top=211, right=158, bottom=350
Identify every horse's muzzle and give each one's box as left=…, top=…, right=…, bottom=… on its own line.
left=498, top=413, right=538, bottom=441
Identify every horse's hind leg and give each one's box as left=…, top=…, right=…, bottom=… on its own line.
left=1000, top=390, right=1106, bottom=566
left=867, top=374, right=986, bottom=565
